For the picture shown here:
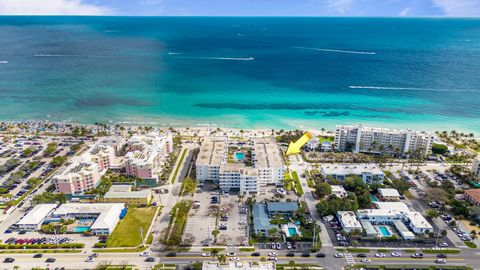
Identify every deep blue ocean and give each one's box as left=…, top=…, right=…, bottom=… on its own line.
left=0, top=17, right=479, bottom=132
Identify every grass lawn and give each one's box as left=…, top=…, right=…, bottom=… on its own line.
left=318, top=136, right=334, bottom=143
left=107, top=207, right=158, bottom=247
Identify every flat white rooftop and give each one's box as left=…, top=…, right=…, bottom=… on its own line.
left=337, top=211, right=362, bottom=229
left=17, top=204, right=57, bottom=226
left=321, top=164, right=384, bottom=176
left=378, top=188, right=401, bottom=197
left=53, top=203, right=124, bottom=230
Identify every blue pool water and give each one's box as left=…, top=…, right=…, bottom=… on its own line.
left=370, top=194, right=379, bottom=202
left=288, top=227, right=297, bottom=236
left=379, top=226, right=391, bottom=237
left=235, top=152, right=245, bottom=161
left=72, top=226, right=90, bottom=233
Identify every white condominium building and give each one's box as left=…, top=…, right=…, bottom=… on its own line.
left=125, top=132, right=173, bottom=180
left=321, top=164, right=385, bottom=184
left=472, top=156, right=480, bottom=178
left=252, top=138, right=285, bottom=186
left=219, top=164, right=259, bottom=193
left=195, top=137, right=284, bottom=192
left=334, top=124, right=433, bottom=157
left=196, top=136, right=228, bottom=182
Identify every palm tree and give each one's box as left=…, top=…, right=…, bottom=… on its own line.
left=268, top=228, right=278, bottom=240
left=218, top=254, right=227, bottom=264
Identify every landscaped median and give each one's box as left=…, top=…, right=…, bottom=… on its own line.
left=162, top=200, right=192, bottom=249
left=171, top=148, right=187, bottom=184
left=290, top=171, right=304, bottom=196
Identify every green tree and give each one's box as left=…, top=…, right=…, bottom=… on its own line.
left=314, top=182, right=332, bottom=198
left=431, top=143, right=448, bottom=155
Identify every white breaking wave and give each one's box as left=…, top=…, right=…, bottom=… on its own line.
left=0, top=61, right=8, bottom=64
left=291, top=46, right=376, bottom=55
left=167, top=52, right=182, bottom=55
left=349, top=85, right=477, bottom=92
left=176, top=56, right=254, bottom=61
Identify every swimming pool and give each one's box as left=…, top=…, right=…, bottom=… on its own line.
left=370, top=194, right=378, bottom=202
left=379, top=226, right=391, bottom=237
left=235, top=152, right=245, bottom=161
left=72, top=226, right=90, bottom=233
left=288, top=227, right=297, bottom=236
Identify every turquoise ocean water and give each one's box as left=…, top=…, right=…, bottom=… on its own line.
left=0, top=17, right=479, bottom=132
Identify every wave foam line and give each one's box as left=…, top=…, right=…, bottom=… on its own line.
left=176, top=56, right=254, bottom=61
left=0, top=61, right=7, bottom=64
left=349, top=85, right=477, bottom=92
left=292, top=46, right=376, bottom=55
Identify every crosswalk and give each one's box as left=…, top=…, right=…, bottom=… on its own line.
left=345, top=252, right=355, bottom=265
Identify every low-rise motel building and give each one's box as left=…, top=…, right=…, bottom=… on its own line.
left=103, top=184, right=153, bottom=205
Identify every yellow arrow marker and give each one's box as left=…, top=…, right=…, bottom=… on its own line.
left=286, top=131, right=313, bottom=156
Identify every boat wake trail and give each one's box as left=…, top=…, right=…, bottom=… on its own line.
left=349, top=86, right=477, bottom=92
left=176, top=56, right=254, bottom=61
left=291, top=46, right=376, bottom=55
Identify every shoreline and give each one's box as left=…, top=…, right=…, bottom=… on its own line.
left=0, top=118, right=478, bottom=138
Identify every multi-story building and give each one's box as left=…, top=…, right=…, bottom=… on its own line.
left=320, top=164, right=385, bottom=184
left=472, top=156, right=480, bottom=178
left=196, top=137, right=284, bottom=193
left=89, top=145, right=116, bottom=171
left=54, top=159, right=101, bottom=195
left=103, top=185, right=153, bottom=205
left=219, top=164, right=258, bottom=194
left=54, top=141, right=118, bottom=195
left=196, top=137, right=228, bottom=182
left=253, top=138, right=285, bottom=186
left=125, top=133, right=173, bottom=180
left=334, top=124, right=434, bottom=157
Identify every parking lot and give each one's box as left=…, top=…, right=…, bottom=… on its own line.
left=217, top=195, right=248, bottom=246
left=183, top=190, right=217, bottom=246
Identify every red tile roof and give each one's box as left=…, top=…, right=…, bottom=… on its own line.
left=465, top=189, right=480, bottom=203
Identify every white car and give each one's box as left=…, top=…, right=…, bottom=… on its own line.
left=139, top=251, right=151, bottom=257
left=286, top=242, right=292, bottom=249
left=375, top=253, right=385, bottom=258
left=439, top=242, right=449, bottom=247
left=201, top=253, right=210, bottom=257
left=268, top=257, right=278, bottom=261
left=361, top=258, right=371, bottom=263
left=229, top=257, right=240, bottom=261
left=227, top=252, right=236, bottom=257
left=267, top=252, right=278, bottom=257
left=334, top=253, right=344, bottom=258
left=391, top=252, right=401, bottom=257
left=239, top=220, right=247, bottom=225
left=435, top=259, right=446, bottom=264
left=276, top=188, right=287, bottom=195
